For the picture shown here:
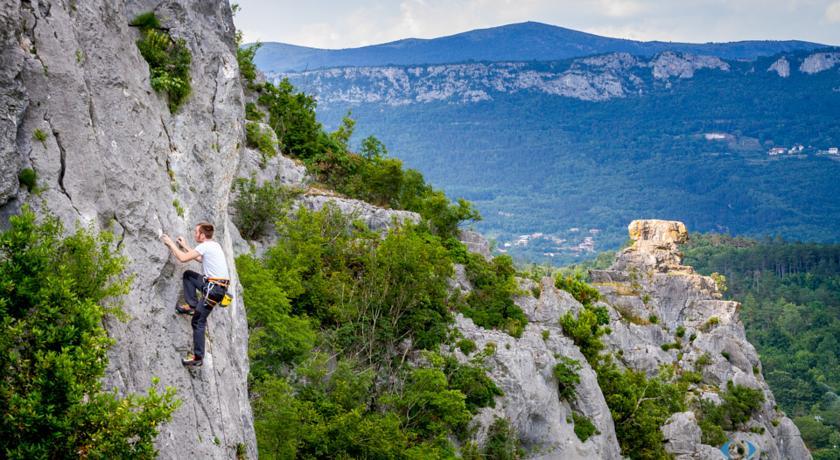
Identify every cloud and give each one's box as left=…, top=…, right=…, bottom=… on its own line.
left=826, top=1, right=840, bottom=22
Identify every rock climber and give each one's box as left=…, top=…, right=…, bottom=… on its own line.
left=161, top=222, right=230, bottom=367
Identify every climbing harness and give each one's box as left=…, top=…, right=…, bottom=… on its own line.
left=203, top=277, right=232, bottom=307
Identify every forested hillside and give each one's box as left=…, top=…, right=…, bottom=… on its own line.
left=279, top=49, right=840, bottom=264
left=682, top=235, right=840, bottom=459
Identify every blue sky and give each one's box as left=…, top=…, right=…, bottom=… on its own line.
left=235, top=0, right=840, bottom=48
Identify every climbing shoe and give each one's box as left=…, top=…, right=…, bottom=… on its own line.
left=175, top=304, right=194, bottom=315
left=182, top=355, right=203, bottom=367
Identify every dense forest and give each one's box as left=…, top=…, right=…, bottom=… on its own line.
left=296, top=51, right=840, bottom=264
left=681, top=235, right=840, bottom=459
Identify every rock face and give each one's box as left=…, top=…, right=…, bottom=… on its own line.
left=768, top=57, right=790, bottom=77
left=455, top=277, right=622, bottom=459
left=590, top=220, right=810, bottom=459
left=274, top=51, right=738, bottom=105
left=799, top=52, right=840, bottom=74
left=1, top=1, right=256, bottom=458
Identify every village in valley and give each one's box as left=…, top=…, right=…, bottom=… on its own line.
left=496, top=227, right=599, bottom=258
left=767, top=144, right=839, bottom=157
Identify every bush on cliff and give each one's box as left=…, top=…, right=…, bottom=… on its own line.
left=0, top=209, right=179, bottom=458
left=133, top=12, right=192, bottom=112
left=461, top=252, right=528, bottom=337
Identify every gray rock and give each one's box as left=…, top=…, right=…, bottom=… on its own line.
left=591, top=219, right=810, bottom=459
left=300, top=192, right=420, bottom=231
left=768, top=57, right=790, bottom=77
left=460, top=228, right=492, bottom=259
left=456, top=315, right=621, bottom=459
left=650, top=52, right=730, bottom=80
left=799, top=52, right=840, bottom=74
left=2, top=1, right=255, bottom=458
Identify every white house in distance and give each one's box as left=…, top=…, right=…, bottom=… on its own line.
left=829, top=147, right=839, bottom=155
left=768, top=147, right=786, bottom=155
left=789, top=144, right=805, bottom=154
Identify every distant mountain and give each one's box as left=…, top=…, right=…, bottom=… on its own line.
left=253, top=21, right=828, bottom=72
left=265, top=49, right=840, bottom=264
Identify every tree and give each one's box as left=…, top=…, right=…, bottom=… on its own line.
left=0, top=209, right=179, bottom=458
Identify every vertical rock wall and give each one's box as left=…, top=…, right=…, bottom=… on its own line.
left=0, top=1, right=255, bottom=458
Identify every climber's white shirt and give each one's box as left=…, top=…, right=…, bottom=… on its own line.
left=195, top=240, right=229, bottom=279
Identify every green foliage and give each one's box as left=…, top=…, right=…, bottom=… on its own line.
left=0, top=209, right=178, bottom=458
left=696, top=352, right=712, bottom=368
left=457, top=338, right=477, bottom=355
left=700, top=316, right=720, bottom=332
left=555, top=273, right=601, bottom=306
left=258, top=78, right=324, bottom=159
left=134, top=13, right=191, bottom=112
left=18, top=168, right=36, bottom=192
left=483, top=417, right=522, bottom=460
left=444, top=356, right=503, bottom=413
left=237, top=43, right=261, bottom=86
left=648, top=314, right=659, bottom=324
left=32, top=128, right=47, bottom=145
left=245, top=102, right=264, bottom=121
left=245, top=121, right=277, bottom=158
left=461, top=253, right=527, bottom=337
left=128, top=11, right=161, bottom=29
left=553, top=357, right=582, bottom=401
left=572, top=412, right=598, bottom=442
left=696, top=381, right=765, bottom=446
left=595, top=361, right=687, bottom=459
left=172, top=199, right=184, bottom=217
left=559, top=308, right=607, bottom=362
left=675, top=325, right=686, bottom=338
left=231, top=178, right=299, bottom=240
left=710, top=272, right=728, bottom=293
left=661, top=342, right=681, bottom=351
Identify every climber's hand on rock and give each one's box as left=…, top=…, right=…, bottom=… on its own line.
left=176, top=236, right=187, bottom=247
left=161, top=234, right=173, bottom=247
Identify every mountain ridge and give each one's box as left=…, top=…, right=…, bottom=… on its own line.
left=254, top=21, right=830, bottom=72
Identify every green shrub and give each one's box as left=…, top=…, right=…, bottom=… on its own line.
left=245, top=121, right=277, bottom=158
left=649, top=314, right=659, bottom=324
left=553, top=357, right=582, bottom=401
left=245, top=102, right=264, bottom=121
left=134, top=13, right=191, bottom=112
left=18, top=168, right=36, bottom=191
left=542, top=329, right=550, bottom=340
left=231, top=178, right=299, bottom=240
left=444, top=356, right=503, bottom=413
left=32, top=128, right=47, bottom=145
left=560, top=308, right=606, bottom=362
left=237, top=43, right=261, bottom=86
left=0, top=208, right=179, bottom=458
left=679, top=370, right=703, bottom=384
left=461, top=253, right=527, bottom=337
left=697, top=381, right=765, bottom=446
left=572, top=412, right=598, bottom=442
left=721, top=351, right=731, bottom=361
left=457, top=338, right=477, bottom=355
left=128, top=11, right=161, bottom=29
left=595, top=361, right=686, bottom=458
left=555, top=273, right=601, bottom=306
left=172, top=199, right=184, bottom=217
left=676, top=325, right=686, bottom=338
left=696, top=352, right=713, bottom=368
left=700, top=316, right=720, bottom=332
left=661, top=342, right=681, bottom=351
left=483, top=417, right=521, bottom=460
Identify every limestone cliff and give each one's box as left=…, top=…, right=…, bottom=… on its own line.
left=1, top=1, right=255, bottom=458
left=456, top=220, right=810, bottom=459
